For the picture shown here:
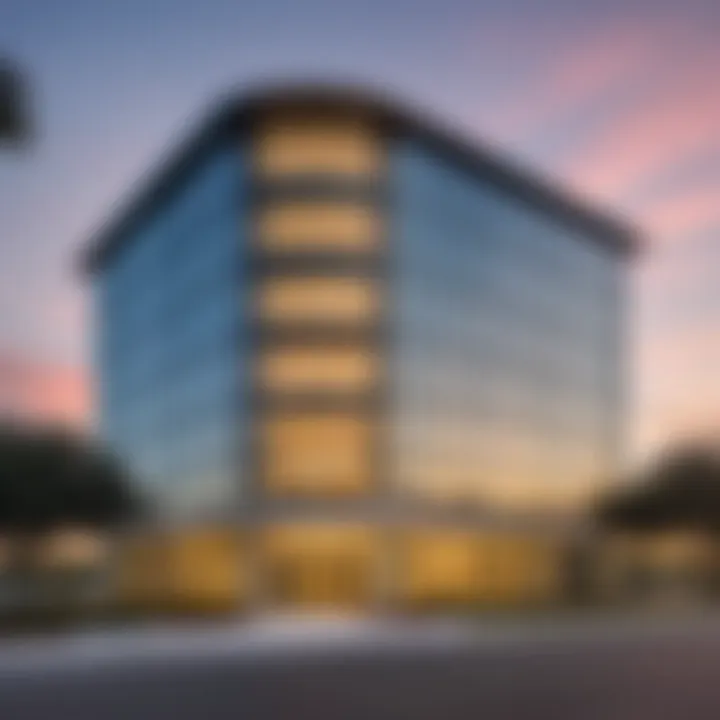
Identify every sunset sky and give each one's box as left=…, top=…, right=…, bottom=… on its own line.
left=1, top=0, right=719, bottom=457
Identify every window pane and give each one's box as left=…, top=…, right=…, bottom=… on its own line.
left=258, top=347, right=377, bottom=393
left=257, top=203, right=379, bottom=252
left=262, top=413, right=372, bottom=494
left=256, top=277, right=379, bottom=324
left=254, top=118, right=381, bottom=178
left=262, top=524, right=376, bottom=608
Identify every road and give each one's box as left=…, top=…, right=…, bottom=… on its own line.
left=1, top=614, right=720, bottom=719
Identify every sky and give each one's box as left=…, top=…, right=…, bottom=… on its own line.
left=1, top=0, right=719, bottom=456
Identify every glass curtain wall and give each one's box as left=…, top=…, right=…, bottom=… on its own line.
left=97, top=143, right=244, bottom=518
left=391, top=141, right=623, bottom=515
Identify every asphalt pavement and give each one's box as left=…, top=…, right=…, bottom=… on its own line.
left=0, top=614, right=719, bottom=719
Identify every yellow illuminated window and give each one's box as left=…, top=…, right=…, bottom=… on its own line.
left=257, top=277, right=379, bottom=324
left=258, top=347, right=378, bottom=393
left=402, top=531, right=479, bottom=603
left=264, top=524, right=375, bottom=555
left=116, top=530, right=245, bottom=610
left=256, top=203, right=379, bottom=252
left=254, top=118, right=381, bottom=177
left=262, top=413, right=372, bottom=494
left=168, top=529, right=244, bottom=609
left=262, top=524, right=376, bottom=608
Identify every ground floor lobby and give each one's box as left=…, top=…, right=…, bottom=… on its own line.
left=115, top=523, right=565, bottom=615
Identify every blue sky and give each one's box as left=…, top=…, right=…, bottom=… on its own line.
left=2, top=0, right=720, bottom=453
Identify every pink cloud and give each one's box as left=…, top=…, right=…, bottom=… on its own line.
left=562, top=58, right=720, bottom=201
left=480, top=19, right=675, bottom=140
left=635, top=183, right=720, bottom=241
left=638, top=324, right=720, bottom=381
left=0, top=353, right=90, bottom=430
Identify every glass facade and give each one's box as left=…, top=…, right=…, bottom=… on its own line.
left=399, top=530, right=559, bottom=606
left=391, top=141, right=624, bottom=514
left=262, top=524, right=376, bottom=608
left=91, top=93, right=630, bottom=613
left=96, top=143, right=244, bottom=518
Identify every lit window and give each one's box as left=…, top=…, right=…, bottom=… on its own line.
left=256, top=277, right=379, bottom=324
left=256, top=203, right=379, bottom=252
left=262, top=413, right=372, bottom=494
left=258, top=347, right=378, bottom=393
left=401, top=531, right=479, bottom=603
left=262, top=524, right=376, bottom=607
left=254, top=118, right=381, bottom=178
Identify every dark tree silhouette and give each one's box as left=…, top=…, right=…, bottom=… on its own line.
left=0, top=61, right=28, bottom=144
left=0, top=423, right=139, bottom=574
left=597, top=445, right=720, bottom=534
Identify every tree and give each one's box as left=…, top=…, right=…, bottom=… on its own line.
left=0, top=423, right=139, bottom=578
left=597, top=444, right=720, bottom=534
left=0, top=60, right=29, bottom=144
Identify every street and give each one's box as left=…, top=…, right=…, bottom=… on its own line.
left=1, top=615, right=720, bottom=719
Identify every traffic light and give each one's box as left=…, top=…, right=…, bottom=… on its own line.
left=0, top=61, right=29, bottom=144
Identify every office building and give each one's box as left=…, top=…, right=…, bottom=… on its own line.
left=84, top=85, right=636, bottom=612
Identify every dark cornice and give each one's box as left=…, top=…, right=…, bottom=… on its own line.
left=82, top=82, right=640, bottom=274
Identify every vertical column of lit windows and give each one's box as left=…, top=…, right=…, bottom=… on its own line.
left=252, top=115, right=383, bottom=497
